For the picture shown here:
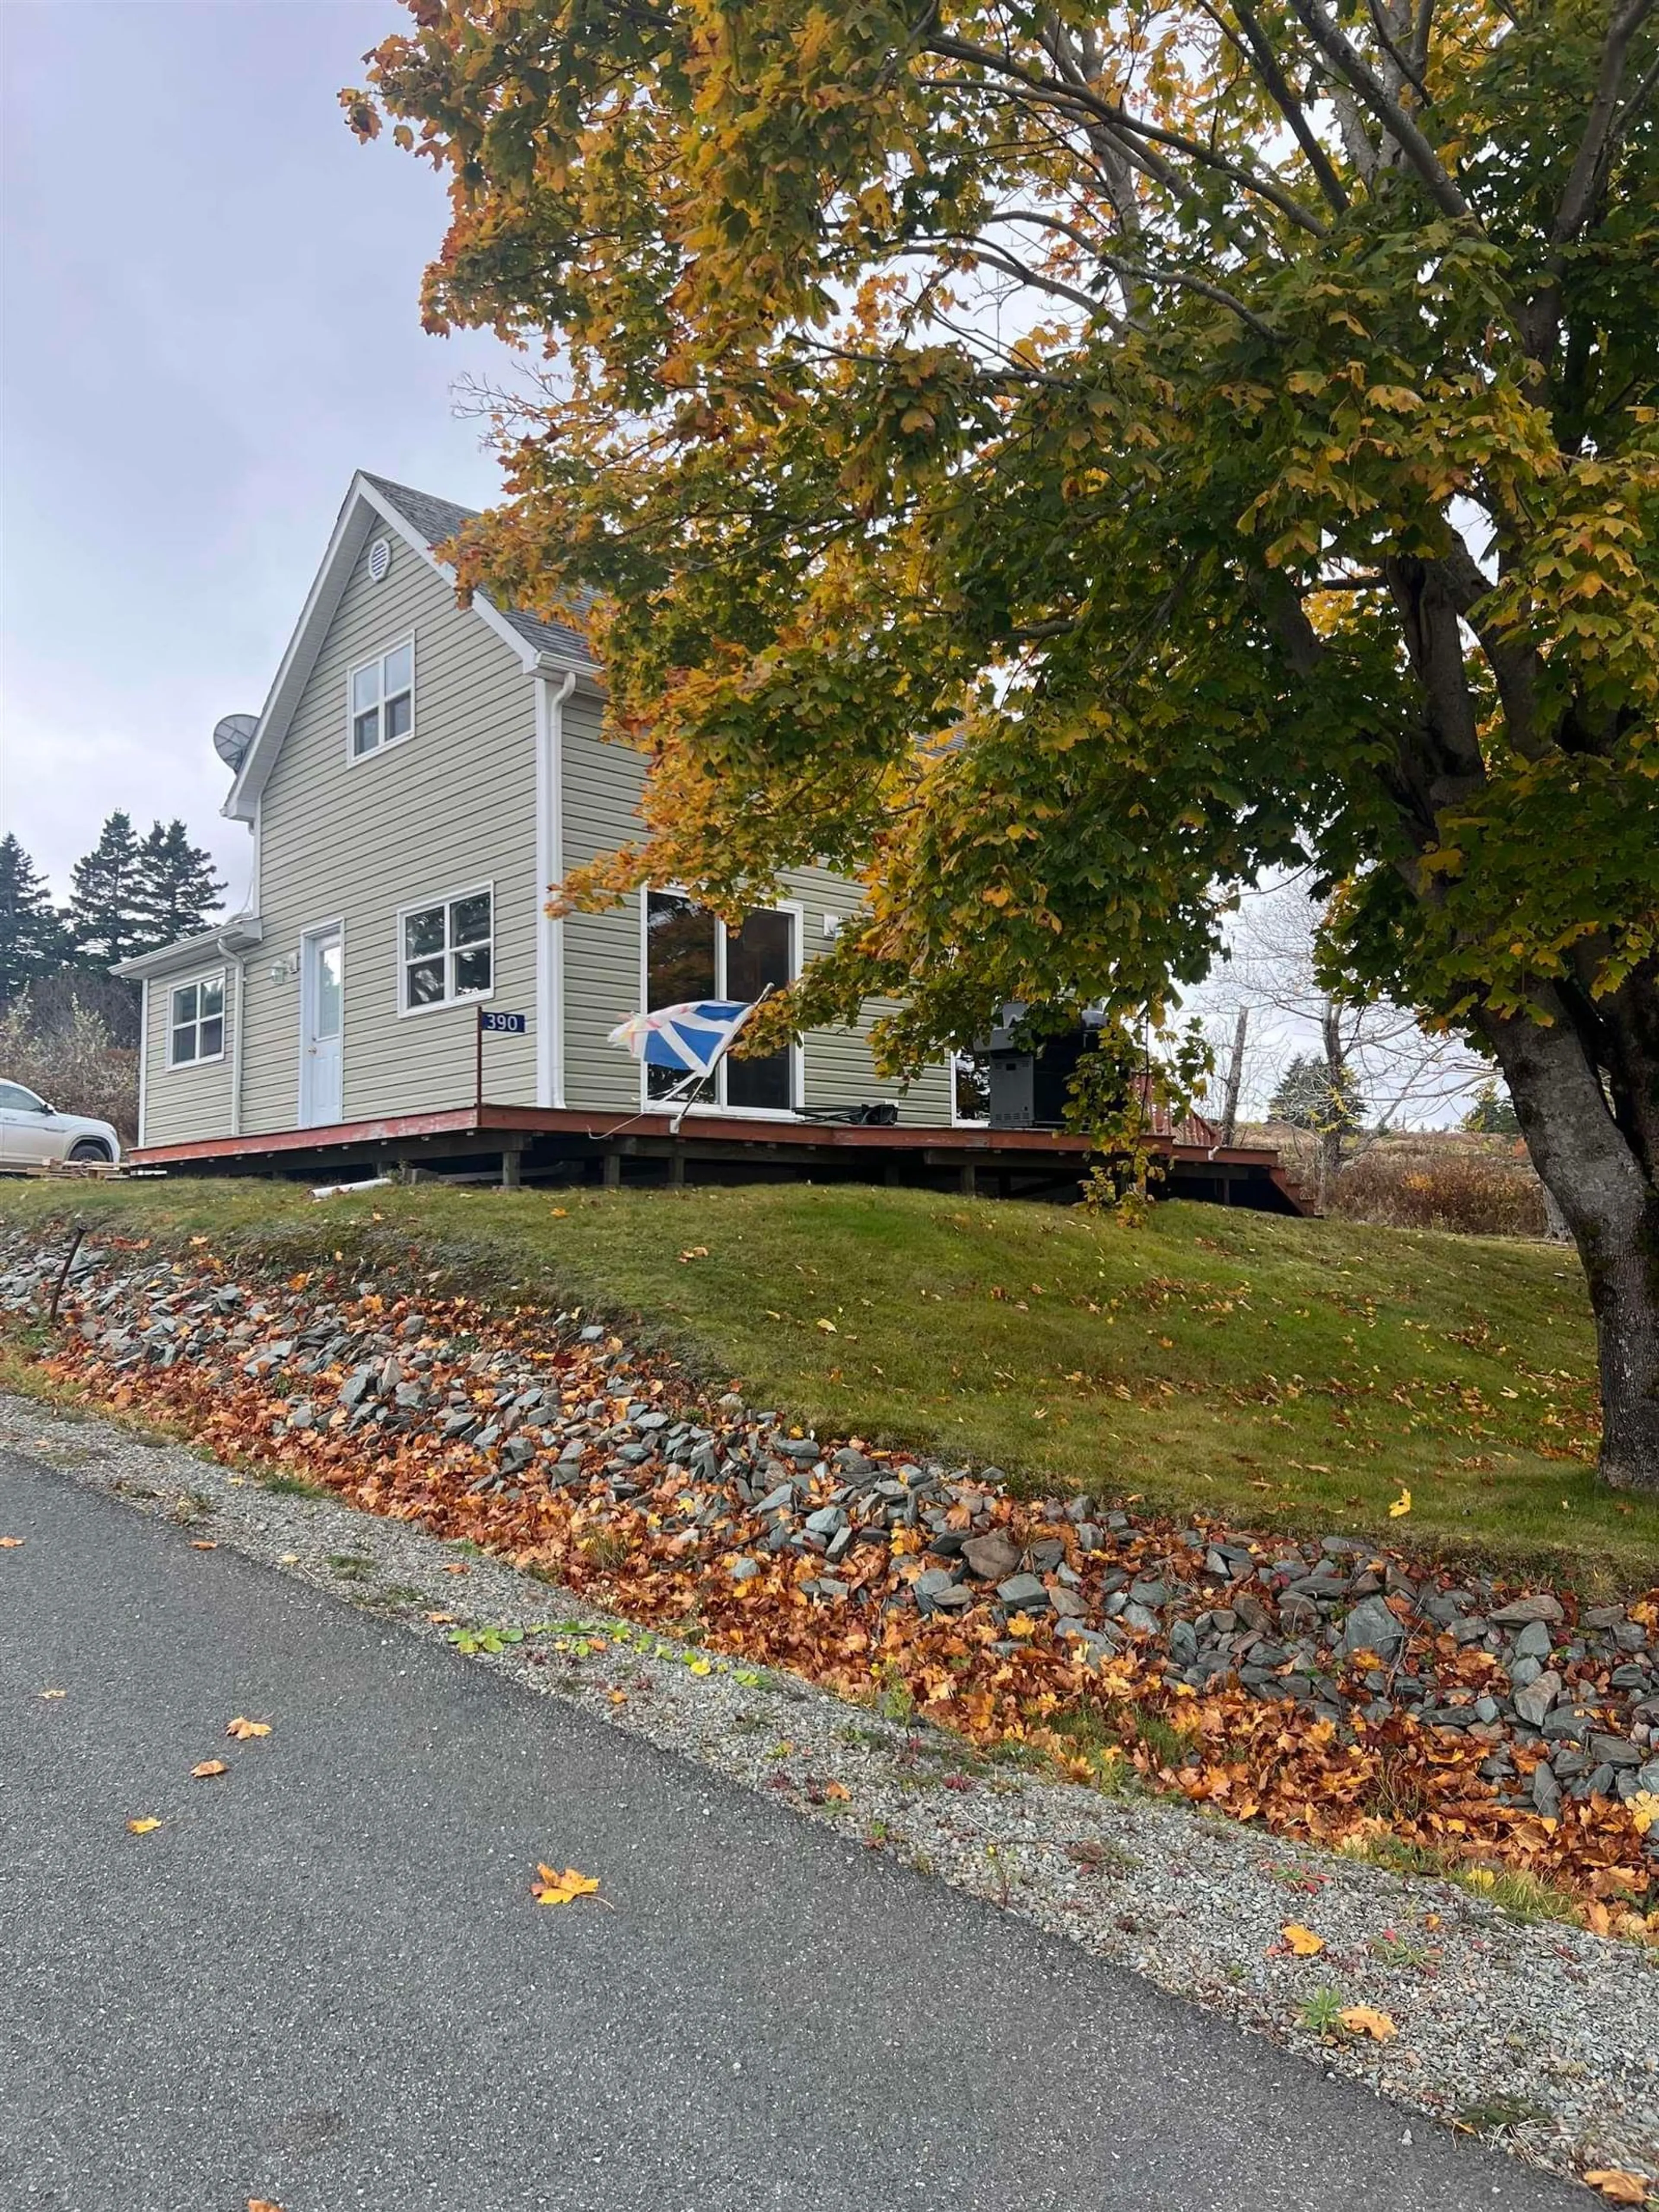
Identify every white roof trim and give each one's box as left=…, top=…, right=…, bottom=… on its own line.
left=113, top=915, right=264, bottom=981
left=222, top=473, right=591, bottom=825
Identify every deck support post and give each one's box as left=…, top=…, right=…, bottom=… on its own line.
left=601, top=1149, right=621, bottom=1189
left=667, top=1146, right=686, bottom=1188
left=959, top=1162, right=978, bottom=1197
left=501, top=1146, right=523, bottom=1190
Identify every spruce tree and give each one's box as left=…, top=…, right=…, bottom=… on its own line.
left=1269, top=1053, right=1368, bottom=1136
left=65, top=812, right=147, bottom=967
left=1464, top=1080, right=1522, bottom=1137
left=0, top=833, right=68, bottom=1005
left=133, top=818, right=226, bottom=949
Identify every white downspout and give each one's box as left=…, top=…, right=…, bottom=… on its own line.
left=535, top=668, right=578, bottom=1109
left=136, top=978, right=149, bottom=1149
left=217, top=939, right=247, bottom=1138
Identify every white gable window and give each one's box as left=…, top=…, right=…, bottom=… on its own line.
left=168, top=973, right=226, bottom=1068
left=348, top=639, right=414, bottom=761
left=399, top=888, right=493, bottom=1013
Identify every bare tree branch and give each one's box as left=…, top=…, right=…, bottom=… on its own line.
left=1364, top=0, right=1432, bottom=103
left=925, top=30, right=1332, bottom=237
left=1218, top=0, right=1352, bottom=213
left=1285, top=0, right=1475, bottom=220
left=1554, top=0, right=1658, bottom=242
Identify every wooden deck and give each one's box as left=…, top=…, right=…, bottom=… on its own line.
left=127, top=1102, right=1309, bottom=1213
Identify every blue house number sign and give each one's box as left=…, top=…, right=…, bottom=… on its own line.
left=479, top=1009, right=528, bottom=1036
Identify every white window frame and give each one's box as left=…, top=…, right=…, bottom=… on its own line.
left=396, top=882, right=496, bottom=1018
left=345, top=634, right=416, bottom=764
left=637, top=888, right=803, bottom=1118
left=165, top=970, right=227, bottom=1070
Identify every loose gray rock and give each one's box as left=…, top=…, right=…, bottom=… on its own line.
left=1513, top=1670, right=1562, bottom=1728
left=1341, top=1596, right=1404, bottom=1657
left=1491, top=1594, right=1564, bottom=1626
left=996, top=1573, right=1051, bottom=1614
left=963, top=1531, right=1022, bottom=1581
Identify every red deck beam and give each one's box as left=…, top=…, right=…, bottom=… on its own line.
left=127, top=1100, right=1294, bottom=1175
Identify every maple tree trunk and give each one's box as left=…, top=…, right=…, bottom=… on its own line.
left=1482, top=996, right=1659, bottom=1494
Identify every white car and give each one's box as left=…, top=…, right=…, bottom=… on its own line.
left=0, top=1081, right=122, bottom=1171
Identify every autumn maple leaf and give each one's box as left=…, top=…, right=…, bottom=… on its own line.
left=1339, top=2005, right=1398, bottom=2042
left=532, top=1863, right=601, bottom=1906
left=1583, top=2174, right=1653, bottom=2206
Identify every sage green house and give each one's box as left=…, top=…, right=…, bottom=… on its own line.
left=118, top=473, right=954, bottom=1158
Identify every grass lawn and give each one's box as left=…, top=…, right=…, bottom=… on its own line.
left=3, top=1175, right=1656, bottom=1586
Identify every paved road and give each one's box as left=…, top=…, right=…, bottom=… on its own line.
left=1, top=1448, right=1581, bottom=2212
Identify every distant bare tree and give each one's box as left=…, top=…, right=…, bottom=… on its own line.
left=0, top=992, right=138, bottom=1141
left=1196, top=883, right=1488, bottom=1209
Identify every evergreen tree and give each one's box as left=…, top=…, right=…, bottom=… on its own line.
left=133, top=818, right=226, bottom=949
left=1269, top=1053, right=1368, bottom=1136
left=65, top=812, right=147, bottom=967
left=1464, top=1080, right=1522, bottom=1137
left=0, top=833, right=68, bottom=1005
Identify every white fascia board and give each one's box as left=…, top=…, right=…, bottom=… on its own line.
left=111, top=916, right=264, bottom=981
left=534, top=649, right=606, bottom=697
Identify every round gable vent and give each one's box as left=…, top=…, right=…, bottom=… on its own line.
left=368, top=536, right=393, bottom=583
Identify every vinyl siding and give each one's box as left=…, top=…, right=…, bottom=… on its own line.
left=560, top=696, right=954, bottom=1123
left=240, top=531, right=537, bottom=1132
left=142, top=967, right=235, bottom=1144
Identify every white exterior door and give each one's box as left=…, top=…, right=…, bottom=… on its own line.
left=299, top=927, right=344, bottom=1127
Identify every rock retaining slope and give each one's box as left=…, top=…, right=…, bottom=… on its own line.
left=3, top=1230, right=1656, bottom=1922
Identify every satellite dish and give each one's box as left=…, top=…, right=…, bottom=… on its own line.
left=213, top=712, right=258, bottom=771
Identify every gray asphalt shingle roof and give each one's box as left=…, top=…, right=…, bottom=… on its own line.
left=362, top=472, right=594, bottom=664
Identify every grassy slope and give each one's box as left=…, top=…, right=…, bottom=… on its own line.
left=3, top=1176, right=1656, bottom=1585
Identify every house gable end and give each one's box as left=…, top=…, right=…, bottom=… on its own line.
left=223, top=473, right=594, bottom=828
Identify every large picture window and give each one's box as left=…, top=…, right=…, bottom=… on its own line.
left=644, top=891, right=795, bottom=1111
left=400, top=889, right=493, bottom=1011
left=348, top=640, right=414, bottom=760
left=168, top=974, right=226, bottom=1067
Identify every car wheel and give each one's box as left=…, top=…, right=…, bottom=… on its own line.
left=68, top=1140, right=111, bottom=1164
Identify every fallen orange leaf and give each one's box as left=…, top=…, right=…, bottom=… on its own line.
left=442, top=1562, right=470, bottom=1576
left=226, top=1717, right=271, bottom=1740
left=1280, top=1923, right=1325, bottom=1957
left=532, top=1863, right=601, bottom=1906
left=823, top=1780, right=852, bottom=1802
left=191, top=1760, right=229, bottom=1779
left=191, top=1540, right=218, bottom=1551
left=0, top=1536, right=25, bottom=1549
left=249, top=2199, right=287, bottom=2212
left=1584, top=2174, right=1652, bottom=2206
left=1339, top=2005, right=1398, bottom=2042
left=127, top=1817, right=163, bottom=1834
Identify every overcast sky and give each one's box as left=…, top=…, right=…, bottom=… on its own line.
left=1, top=0, right=520, bottom=906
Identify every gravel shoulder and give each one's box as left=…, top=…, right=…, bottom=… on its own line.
left=3, top=1388, right=1653, bottom=2198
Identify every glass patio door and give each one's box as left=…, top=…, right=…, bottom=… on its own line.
left=643, top=892, right=795, bottom=1111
